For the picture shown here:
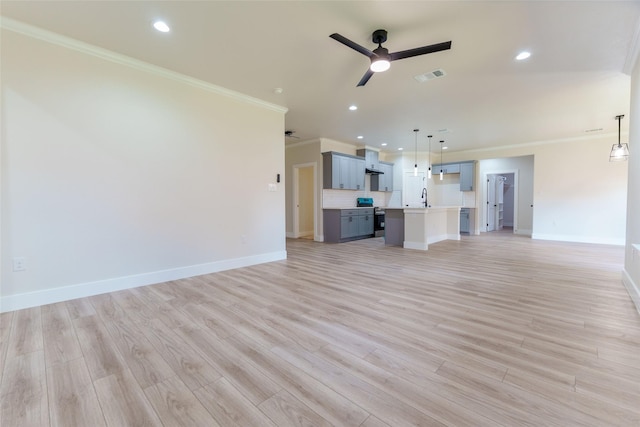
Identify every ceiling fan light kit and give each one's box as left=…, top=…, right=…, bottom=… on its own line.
left=330, top=29, right=452, bottom=86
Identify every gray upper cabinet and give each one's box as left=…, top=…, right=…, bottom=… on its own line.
left=432, top=162, right=460, bottom=174
left=432, top=161, right=475, bottom=191
left=323, top=152, right=365, bottom=190
left=372, top=161, right=394, bottom=191
left=459, top=161, right=475, bottom=191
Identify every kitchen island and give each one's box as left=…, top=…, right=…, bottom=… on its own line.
left=385, top=207, right=460, bottom=250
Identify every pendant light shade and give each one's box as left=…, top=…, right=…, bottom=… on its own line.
left=439, top=140, right=444, bottom=181
left=427, top=135, right=433, bottom=179
left=413, top=129, right=419, bottom=176
left=609, top=115, right=629, bottom=162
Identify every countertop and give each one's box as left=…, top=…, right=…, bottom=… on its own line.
left=323, top=206, right=376, bottom=210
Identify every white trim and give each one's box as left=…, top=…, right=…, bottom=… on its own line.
left=622, top=268, right=640, bottom=315
left=285, top=138, right=321, bottom=149
left=456, top=131, right=620, bottom=155
left=623, top=14, right=640, bottom=75
left=404, top=241, right=429, bottom=251
left=531, top=233, right=625, bottom=246
left=482, top=170, right=520, bottom=234
left=0, top=251, right=286, bottom=313
left=0, top=17, right=287, bottom=114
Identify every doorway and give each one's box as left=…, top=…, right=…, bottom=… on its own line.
left=485, top=172, right=516, bottom=232
left=293, top=163, right=316, bottom=239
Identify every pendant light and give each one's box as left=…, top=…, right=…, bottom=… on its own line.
left=427, top=135, right=433, bottom=179
left=413, top=129, right=419, bottom=176
left=439, top=140, right=444, bottom=181
left=609, top=114, right=629, bottom=162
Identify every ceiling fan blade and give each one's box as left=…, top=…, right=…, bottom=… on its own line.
left=330, top=33, right=375, bottom=58
left=357, top=69, right=375, bottom=87
left=389, top=41, right=452, bottom=61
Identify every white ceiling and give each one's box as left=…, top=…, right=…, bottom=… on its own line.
left=2, top=1, right=639, bottom=153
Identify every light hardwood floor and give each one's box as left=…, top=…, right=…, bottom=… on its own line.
left=1, top=232, right=639, bottom=426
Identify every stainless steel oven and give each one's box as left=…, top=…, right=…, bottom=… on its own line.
left=374, top=207, right=385, bottom=237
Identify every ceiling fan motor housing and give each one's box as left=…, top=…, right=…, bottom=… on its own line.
left=372, top=29, right=388, bottom=45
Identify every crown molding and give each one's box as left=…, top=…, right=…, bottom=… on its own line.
left=624, top=14, right=640, bottom=75
left=285, top=138, right=320, bottom=149
left=0, top=17, right=288, bottom=114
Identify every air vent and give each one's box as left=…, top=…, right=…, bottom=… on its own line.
left=414, top=68, right=447, bottom=83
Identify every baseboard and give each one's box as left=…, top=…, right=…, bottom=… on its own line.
left=531, top=233, right=624, bottom=246
left=622, top=268, right=640, bottom=315
left=515, top=228, right=532, bottom=236
left=0, top=250, right=287, bottom=313
left=286, top=231, right=314, bottom=239
left=404, top=241, right=429, bottom=250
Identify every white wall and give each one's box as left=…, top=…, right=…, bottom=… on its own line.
left=442, top=134, right=628, bottom=245
left=624, top=52, right=640, bottom=312
left=480, top=156, right=534, bottom=236
left=1, top=23, right=287, bottom=311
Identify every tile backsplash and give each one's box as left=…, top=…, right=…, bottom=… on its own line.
left=322, top=189, right=391, bottom=208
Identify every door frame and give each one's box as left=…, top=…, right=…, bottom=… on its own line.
left=292, top=162, right=317, bottom=240
left=482, top=169, right=519, bottom=233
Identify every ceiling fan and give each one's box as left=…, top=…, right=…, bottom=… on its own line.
left=330, top=29, right=452, bottom=87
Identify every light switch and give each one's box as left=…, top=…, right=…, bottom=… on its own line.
left=268, top=183, right=277, bottom=192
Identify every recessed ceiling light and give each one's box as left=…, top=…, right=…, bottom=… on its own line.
left=153, top=21, right=170, bottom=33
left=516, top=51, right=531, bottom=61
left=273, top=87, right=283, bottom=94
left=381, top=143, right=387, bottom=146
left=349, top=105, right=358, bottom=111
left=443, top=146, right=449, bottom=150
left=398, top=147, right=403, bottom=151
left=357, top=135, right=364, bottom=139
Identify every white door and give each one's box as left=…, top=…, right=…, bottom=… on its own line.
left=403, top=172, right=426, bottom=207
left=487, top=175, right=496, bottom=231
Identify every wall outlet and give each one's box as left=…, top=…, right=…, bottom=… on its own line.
left=12, top=257, right=26, bottom=272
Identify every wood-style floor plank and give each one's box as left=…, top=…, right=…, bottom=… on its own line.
left=257, top=389, right=330, bottom=427
left=6, top=307, right=42, bottom=360
left=93, top=368, right=163, bottom=427
left=193, top=377, right=277, bottom=427
left=0, top=311, right=14, bottom=375
left=42, top=302, right=83, bottom=366
left=0, top=350, right=48, bottom=427
left=1, top=232, right=638, bottom=426
left=143, top=375, right=220, bottom=426
left=46, top=357, right=106, bottom=426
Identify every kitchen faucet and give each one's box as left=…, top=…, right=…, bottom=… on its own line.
left=421, top=187, right=428, bottom=207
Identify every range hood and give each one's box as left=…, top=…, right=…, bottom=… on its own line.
left=357, top=148, right=384, bottom=174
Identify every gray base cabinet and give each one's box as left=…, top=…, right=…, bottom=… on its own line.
left=324, top=208, right=374, bottom=243
left=460, top=208, right=470, bottom=233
